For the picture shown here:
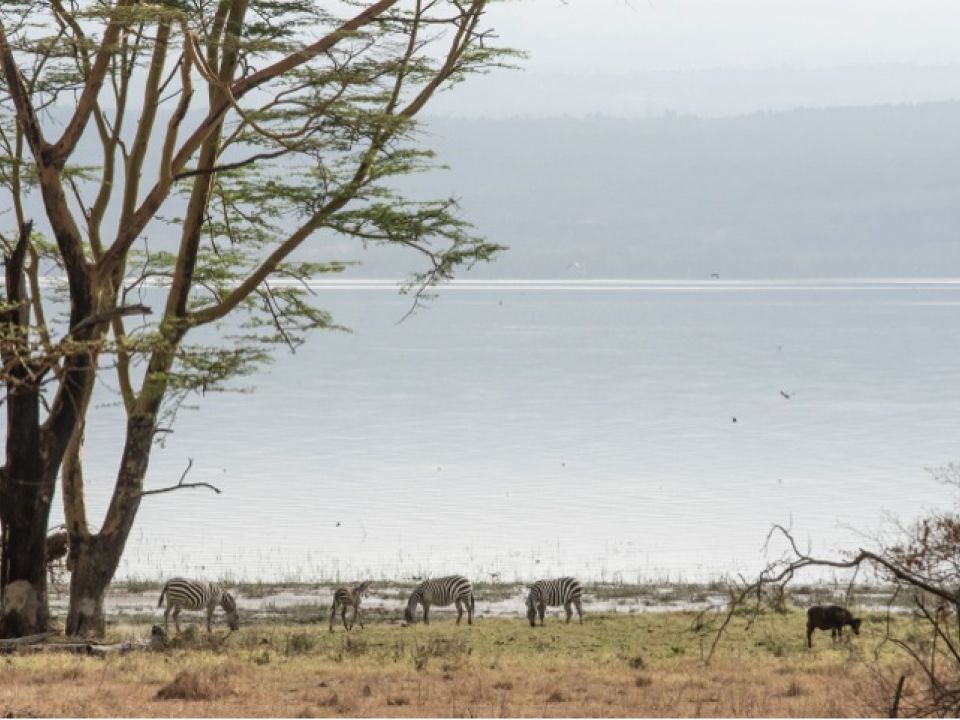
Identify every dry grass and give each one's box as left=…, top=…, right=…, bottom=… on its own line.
left=0, top=611, right=911, bottom=717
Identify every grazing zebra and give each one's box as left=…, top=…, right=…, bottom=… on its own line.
left=157, top=578, right=240, bottom=633
left=403, top=575, right=474, bottom=625
left=526, top=577, right=584, bottom=626
left=329, top=580, right=373, bottom=632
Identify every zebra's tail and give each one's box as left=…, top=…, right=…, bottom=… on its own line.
left=157, top=582, right=168, bottom=608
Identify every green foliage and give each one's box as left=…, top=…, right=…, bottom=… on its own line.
left=0, top=0, right=513, bottom=427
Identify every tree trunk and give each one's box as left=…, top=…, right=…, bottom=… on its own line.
left=65, top=535, right=113, bottom=638
left=66, top=414, right=153, bottom=638
left=0, top=219, right=55, bottom=637
left=0, top=384, right=52, bottom=638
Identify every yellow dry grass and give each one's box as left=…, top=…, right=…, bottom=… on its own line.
left=0, top=610, right=914, bottom=717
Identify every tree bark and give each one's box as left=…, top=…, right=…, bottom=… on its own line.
left=64, top=535, right=111, bottom=638
left=0, top=383, right=52, bottom=638
left=0, top=222, right=54, bottom=638
left=66, top=414, right=153, bottom=637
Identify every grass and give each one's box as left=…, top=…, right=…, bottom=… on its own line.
left=0, top=609, right=914, bottom=717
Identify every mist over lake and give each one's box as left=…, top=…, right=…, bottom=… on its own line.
left=55, top=279, right=956, bottom=584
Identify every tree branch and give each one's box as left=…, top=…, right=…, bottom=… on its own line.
left=47, top=0, right=136, bottom=167
left=96, top=0, right=401, bottom=277
left=137, top=458, right=221, bottom=498
left=68, top=304, right=151, bottom=336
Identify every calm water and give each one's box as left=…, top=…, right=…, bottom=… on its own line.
left=68, top=280, right=960, bottom=583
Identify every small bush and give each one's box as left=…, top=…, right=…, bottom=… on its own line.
left=386, top=696, right=409, bottom=706
left=635, top=675, right=652, bottom=688
left=545, top=690, right=568, bottom=703
left=252, top=650, right=271, bottom=666
left=285, top=633, right=314, bottom=656
left=627, top=655, right=646, bottom=669
left=155, top=670, right=231, bottom=701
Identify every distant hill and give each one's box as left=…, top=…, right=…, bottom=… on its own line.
left=12, top=102, right=960, bottom=280
left=376, top=103, right=960, bottom=279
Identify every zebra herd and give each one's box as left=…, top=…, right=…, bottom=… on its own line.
left=156, top=575, right=585, bottom=633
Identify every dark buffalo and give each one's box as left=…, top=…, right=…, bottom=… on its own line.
left=806, top=605, right=862, bottom=648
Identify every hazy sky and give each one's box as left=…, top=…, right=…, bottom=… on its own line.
left=487, top=0, right=960, bottom=72
left=429, top=0, right=960, bottom=116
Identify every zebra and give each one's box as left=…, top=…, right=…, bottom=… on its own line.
left=403, top=575, right=474, bottom=625
left=525, top=577, right=584, bottom=626
left=157, top=578, right=240, bottom=633
left=329, top=580, right=373, bottom=632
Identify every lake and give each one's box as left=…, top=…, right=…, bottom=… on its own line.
left=70, top=279, right=960, bottom=584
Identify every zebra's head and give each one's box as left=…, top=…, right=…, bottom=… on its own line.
left=357, top=580, right=373, bottom=596
left=403, top=604, right=415, bottom=624
left=222, top=591, right=240, bottom=631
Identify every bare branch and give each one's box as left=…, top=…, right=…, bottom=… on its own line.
left=69, top=304, right=151, bottom=336
left=138, top=458, right=222, bottom=498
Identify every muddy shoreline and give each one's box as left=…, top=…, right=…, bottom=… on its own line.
left=45, top=581, right=907, bottom=625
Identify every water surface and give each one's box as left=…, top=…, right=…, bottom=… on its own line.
left=66, top=280, right=960, bottom=583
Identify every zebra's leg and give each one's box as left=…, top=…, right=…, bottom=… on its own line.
left=564, top=601, right=573, bottom=624
left=163, top=605, right=171, bottom=633
left=329, top=601, right=338, bottom=633
left=352, top=605, right=362, bottom=630
left=455, top=599, right=464, bottom=625
left=207, top=604, right=215, bottom=633
left=575, top=598, right=583, bottom=624
left=467, top=596, right=474, bottom=626
left=423, top=603, right=430, bottom=625
left=539, top=602, right=546, bottom=626
left=172, top=607, right=182, bottom=634
left=341, top=605, right=349, bottom=631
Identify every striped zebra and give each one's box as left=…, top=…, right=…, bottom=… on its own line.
left=526, top=577, right=584, bottom=626
left=329, top=580, right=373, bottom=632
left=157, top=578, right=240, bottom=633
left=403, top=575, right=474, bottom=625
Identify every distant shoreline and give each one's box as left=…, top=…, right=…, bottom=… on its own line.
left=274, top=277, right=960, bottom=291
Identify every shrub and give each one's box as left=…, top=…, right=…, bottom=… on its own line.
left=155, top=670, right=231, bottom=701
left=285, top=633, right=314, bottom=656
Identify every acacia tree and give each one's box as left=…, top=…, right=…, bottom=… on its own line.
left=0, top=0, right=511, bottom=637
